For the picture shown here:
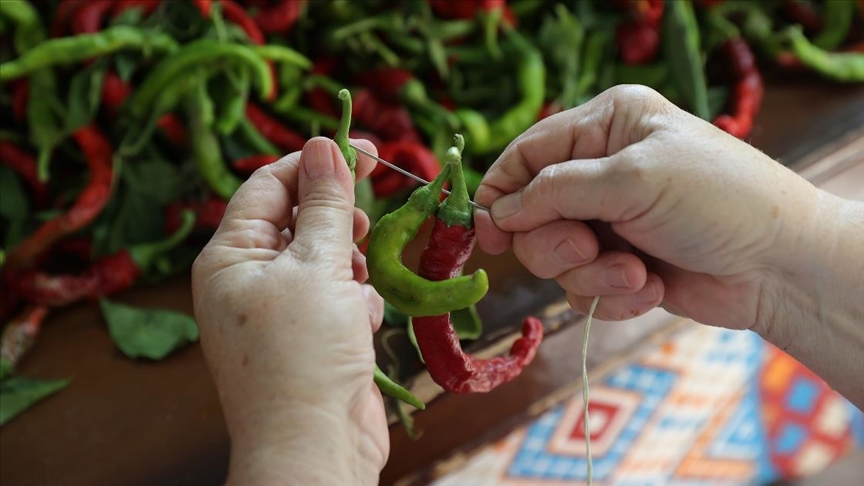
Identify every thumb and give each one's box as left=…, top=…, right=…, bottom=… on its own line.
left=291, top=137, right=355, bottom=261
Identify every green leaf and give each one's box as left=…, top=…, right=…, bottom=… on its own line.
left=122, top=154, right=188, bottom=205
left=99, top=299, right=199, bottom=360
left=538, top=5, right=584, bottom=108
left=65, top=66, right=107, bottom=132
left=451, top=305, right=483, bottom=340
left=0, top=376, right=69, bottom=426
left=663, top=0, right=710, bottom=119
left=0, top=166, right=30, bottom=220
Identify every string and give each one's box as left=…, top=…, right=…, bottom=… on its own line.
left=582, top=296, right=601, bottom=486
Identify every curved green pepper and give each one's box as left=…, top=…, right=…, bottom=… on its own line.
left=374, top=366, right=424, bottom=410
left=186, top=80, right=242, bottom=200
left=366, top=164, right=489, bottom=317
left=334, top=88, right=357, bottom=177
left=127, top=39, right=272, bottom=119
left=0, top=26, right=178, bottom=81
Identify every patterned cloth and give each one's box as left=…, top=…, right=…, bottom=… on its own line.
left=433, top=326, right=864, bottom=486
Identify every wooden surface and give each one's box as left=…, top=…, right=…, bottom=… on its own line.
left=1, top=80, right=863, bottom=486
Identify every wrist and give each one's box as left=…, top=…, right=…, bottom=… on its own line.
left=756, top=192, right=864, bottom=408
left=226, top=403, right=376, bottom=486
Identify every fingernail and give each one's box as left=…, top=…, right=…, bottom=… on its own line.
left=491, top=193, right=522, bottom=220
left=606, top=264, right=631, bottom=289
left=554, top=239, right=588, bottom=265
left=304, top=141, right=337, bottom=179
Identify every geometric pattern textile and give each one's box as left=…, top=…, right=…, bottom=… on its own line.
left=433, top=326, right=864, bottom=486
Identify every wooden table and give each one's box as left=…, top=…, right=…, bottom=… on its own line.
left=2, top=77, right=863, bottom=486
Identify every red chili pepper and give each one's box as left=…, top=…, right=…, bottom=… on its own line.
left=612, top=0, right=664, bottom=65
left=12, top=79, right=28, bottom=123
left=0, top=306, right=49, bottom=376
left=371, top=141, right=440, bottom=198
left=71, top=0, right=114, bottom=35
left=110, top=0, right=162, bottom=18
left=51, top=0, right=86, bottom=37
left=616, top=18, right=661, bottom=65
left=252, top=0, right=305, bottom=34
left=231, top=154, right=280, bottom=175
left=412, top=219, right=544, bottom=393
left=245, top=103, right=306, bottom=152
left=15, top=212, right=197, bottom=307
left=713, top=39, right=764, bottom=139
left=0, top=141, right=50, bottom=207
left=165, top=197, right=228, bottom=234
left=428, top=0, right=515, bottom=25
left=353, top=89, right=422, bottom=143
left=192, top=0, right=213, bottom=17
left=4, top=125, right=115, bottom=271
left=355, top=68, right=415, bottom=104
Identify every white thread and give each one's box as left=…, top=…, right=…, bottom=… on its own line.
left=582, top=296, right=600, bottom=486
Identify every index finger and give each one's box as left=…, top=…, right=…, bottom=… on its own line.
left=474, top=85, right=671, bottom=254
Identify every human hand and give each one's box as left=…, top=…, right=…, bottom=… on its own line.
left=474, top=85, right=827, bottom=333
left=192, top=138, right=387, bottom=485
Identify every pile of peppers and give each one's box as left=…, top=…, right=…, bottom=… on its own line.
left=0, top=0, right=862, bottom=420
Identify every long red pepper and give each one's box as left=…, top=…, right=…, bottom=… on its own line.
left=245, top=104, right=306, bottom=152
left=192, top=0, right=213, bottom=17
left=353, top=89, right=422, bottom=143
left=412, top=220, right=544, bottom=393
left=713, top=39, right=764, bottom=139
left=4, top=125, right=115, bottom=271
left=613, top=0, right=664, bottom=65
left=411, top=137, right=543, bottom=393
left=15, top=211, right=196, bottom=307
left=252, top=0, right=305, bottom=34
left=0, top=141, right=50, bottom=207
left=0, top=306, right=49, bottom=378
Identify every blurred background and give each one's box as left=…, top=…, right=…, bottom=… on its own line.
left=0, top=0, right=862, bottom=484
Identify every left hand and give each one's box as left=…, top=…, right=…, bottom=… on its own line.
left=192, top=137, right=388, bottom=485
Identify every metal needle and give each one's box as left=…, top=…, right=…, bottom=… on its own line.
left=349, top=143, right=491, bottom=212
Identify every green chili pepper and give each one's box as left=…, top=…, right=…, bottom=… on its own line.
left=0, top=26, right=179, bottom=82
left=437, top=135, right=472, bottom=227
left=663, top=0, right=710, bottom=120
left=786, top=27, right=864, bottom=82
left=334, top=88, right=357, bottom=177
left=127, top=39, right=272, bottom=120
left=274, top=105, right=341, bottom=131
left=812, top=0, right=855, bottom=51
left=454, top=109, right=491, bottom=156
left=366, top=161, right=488, bottom=316
left=186, top=80, right=243, bottom=201
left=464, top=29, right=545, bottom=156
left=251, top=45, right=312, bottom=70
left=374, top=365, right=425, bottom=410
left=0, top=0, right=43, bottom=54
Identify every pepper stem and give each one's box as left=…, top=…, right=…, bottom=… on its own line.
left=436, top=134, right=472, bottom=228
left=128, top=210, right=197, bottom=271
left=334, top=88, right=357, bottom=177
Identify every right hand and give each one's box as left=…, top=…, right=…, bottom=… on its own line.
left=474, top=85, right=827, bottom=333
